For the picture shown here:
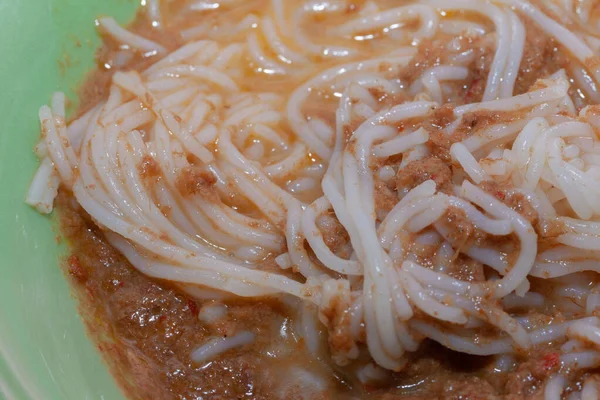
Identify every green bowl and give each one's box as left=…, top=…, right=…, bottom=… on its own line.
left=0, top=1, right=140, bottom=398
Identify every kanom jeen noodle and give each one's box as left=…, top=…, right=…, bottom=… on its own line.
left=26, top=0, right=600, bottom=398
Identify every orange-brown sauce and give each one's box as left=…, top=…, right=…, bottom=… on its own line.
left=58, top=1, right=600, bottom=399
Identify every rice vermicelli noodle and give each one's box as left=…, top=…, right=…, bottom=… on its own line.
left=26, top=0, right=600, bottom=397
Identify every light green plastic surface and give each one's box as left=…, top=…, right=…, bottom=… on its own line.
left=0, top=0, right=139, bottom=398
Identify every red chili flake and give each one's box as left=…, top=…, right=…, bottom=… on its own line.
left=68, top=255, right=87, bottom=283
left=362, top=384, right=377, bottom=394
left=430, top=174, right=437, bottom=180
left=496, top=190, right=505, bottom=200
left=85, top=286, right=95, bottom=299
left=187, top=299, right=199, bottom=316
left=465, top=78, right=480, bottom=100
left=542, top=352, right=560, bottom=371
left=158, top=315, right=167, bottom=323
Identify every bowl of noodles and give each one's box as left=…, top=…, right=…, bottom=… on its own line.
left=6, top=0, right=600, bottom=398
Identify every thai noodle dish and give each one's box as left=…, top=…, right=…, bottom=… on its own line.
left=25, top=0, right=600, bottom=398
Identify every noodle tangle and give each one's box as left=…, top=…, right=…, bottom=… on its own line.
left=26, top=0, right=600, bottom=396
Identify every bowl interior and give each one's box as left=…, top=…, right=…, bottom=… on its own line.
left=0, top=1, right=138, bottom=398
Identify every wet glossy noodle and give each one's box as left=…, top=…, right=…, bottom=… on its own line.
left=27, top=0, right=600, bottom=398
